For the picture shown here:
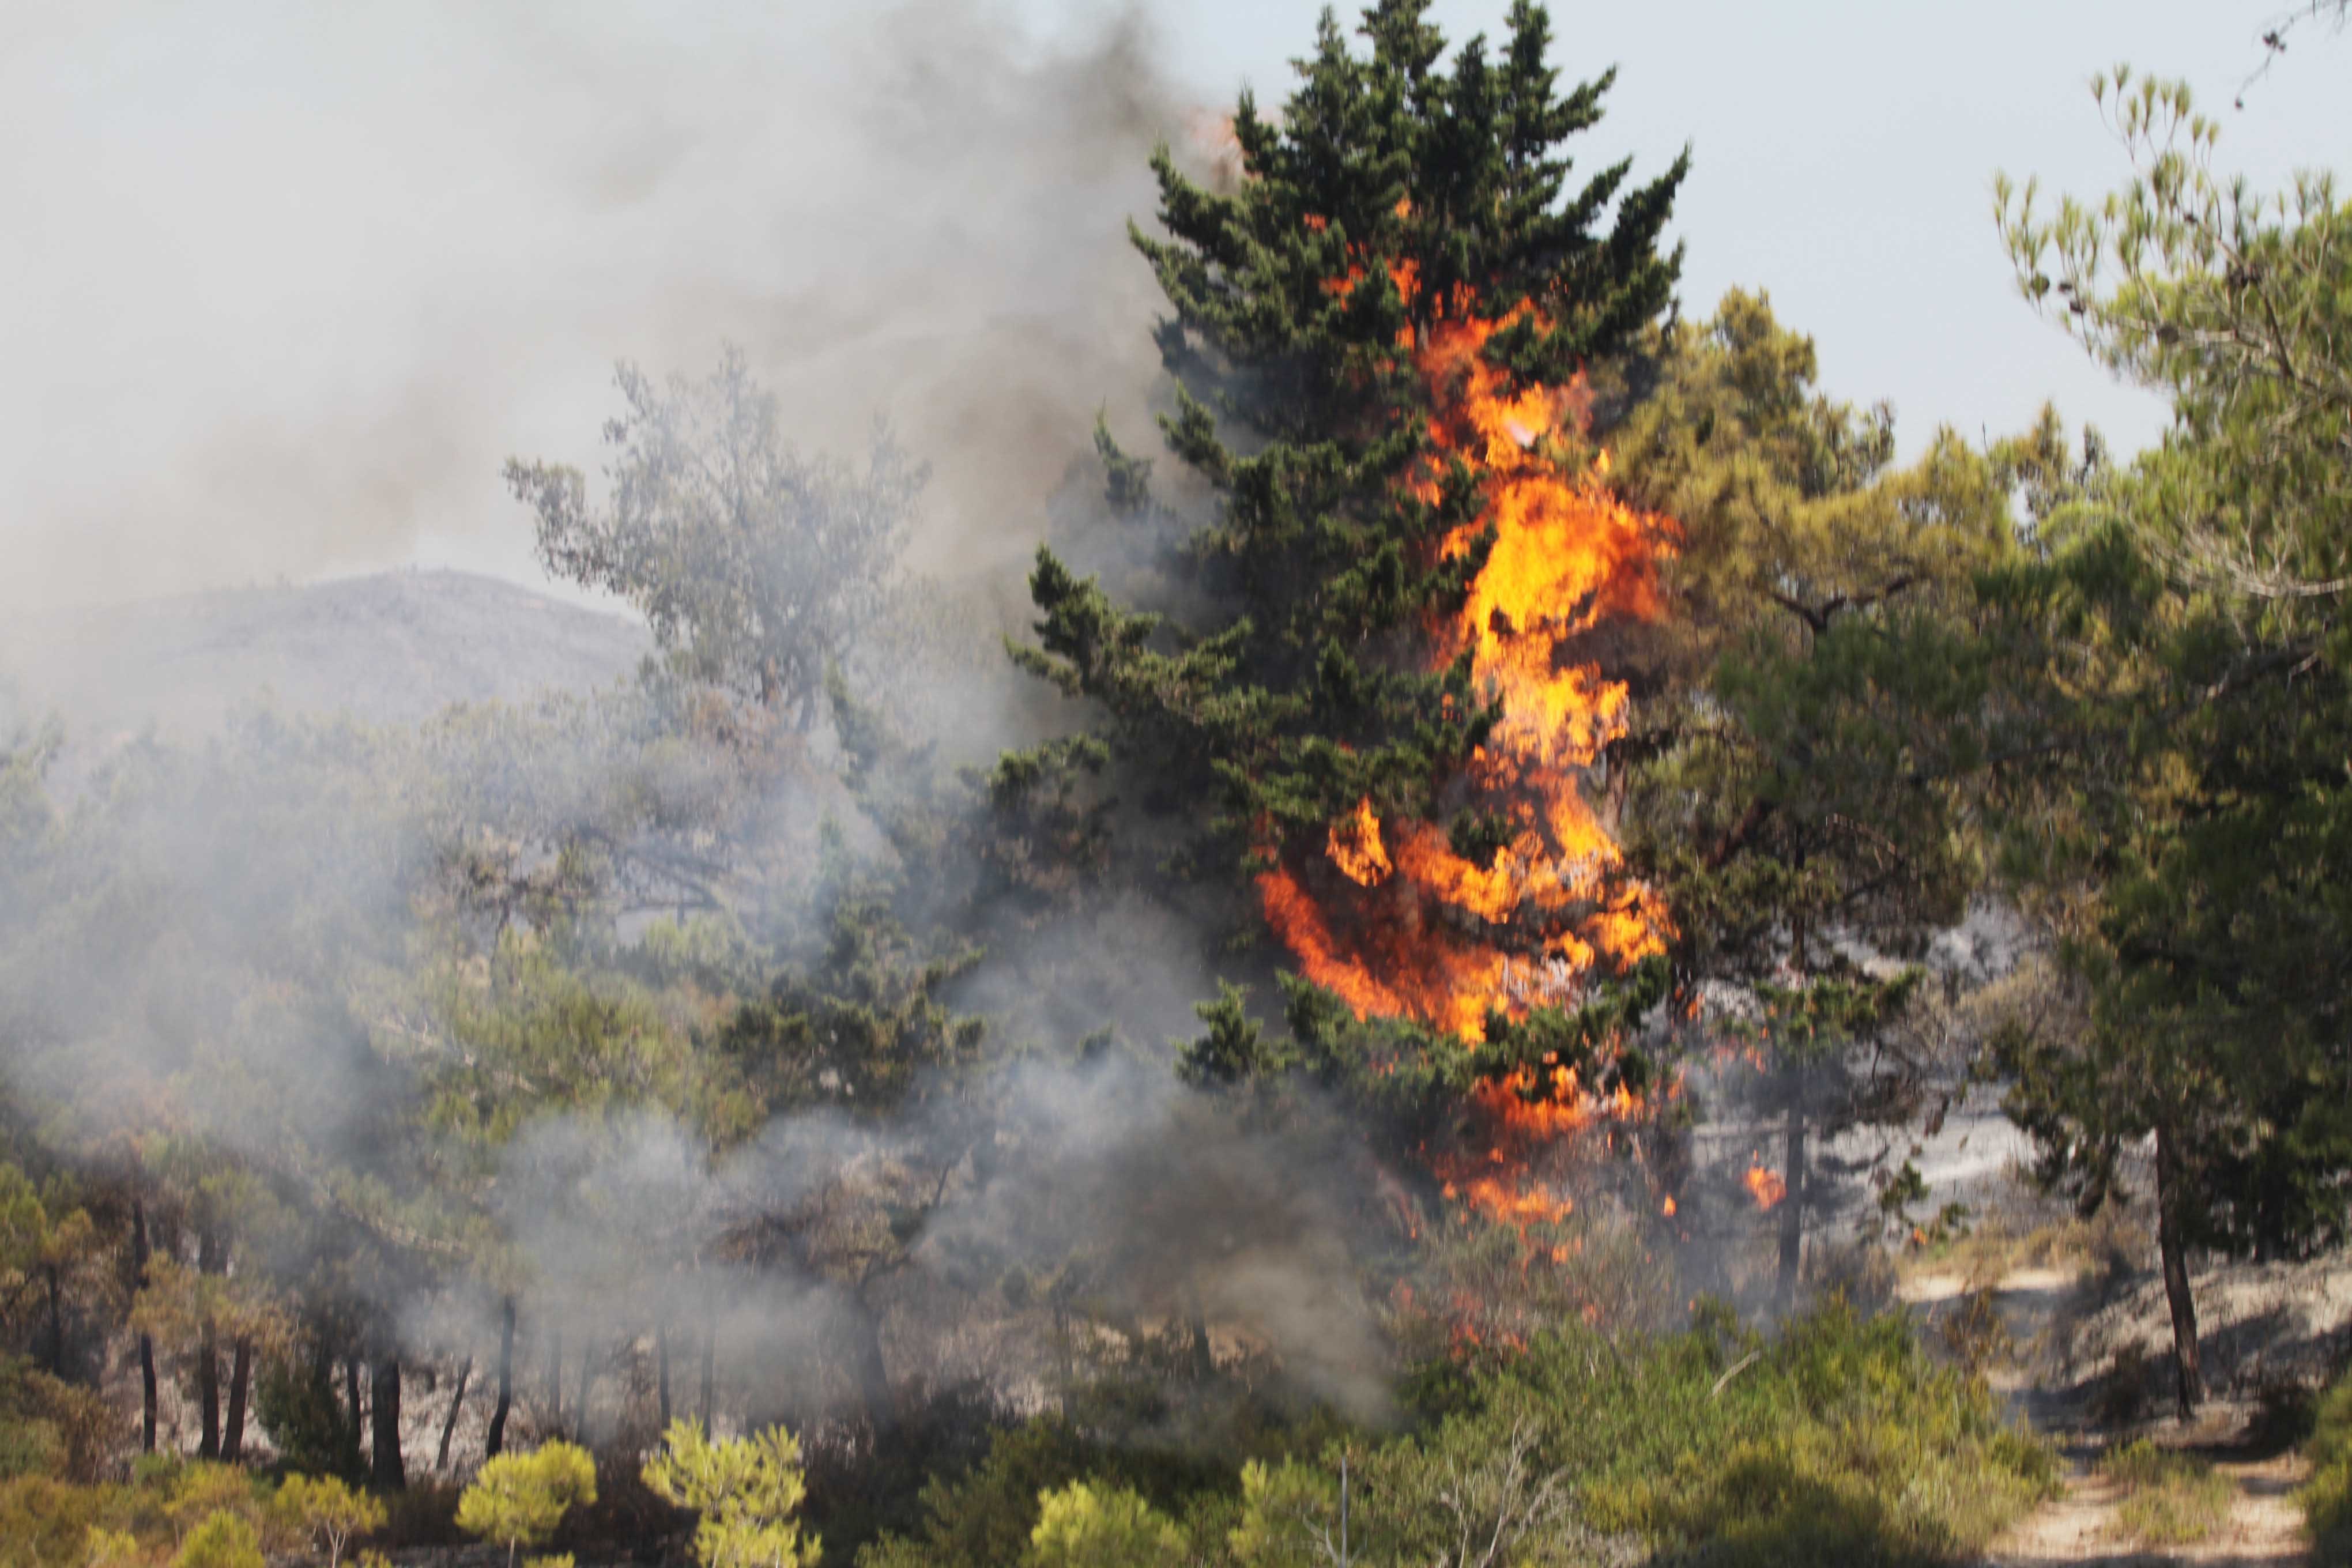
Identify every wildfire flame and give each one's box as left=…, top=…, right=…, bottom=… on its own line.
left=1743, top=1158, right=1788, bottom=1211
left=1257, top=235, right=1673, bottom=1049
left=1255, top=205, right=1682, bottom=1233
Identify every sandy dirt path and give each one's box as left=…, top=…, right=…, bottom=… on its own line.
left=1898, top=1269, right=2317, bottom=1566
left=1982, top=1450, right=2310, bottom=1566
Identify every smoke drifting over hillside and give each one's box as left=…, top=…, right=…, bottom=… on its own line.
left=1, top=0, right=1186, bottom=612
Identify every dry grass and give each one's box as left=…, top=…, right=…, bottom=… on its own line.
left=2098, top=1439, right=2233, bottom=1547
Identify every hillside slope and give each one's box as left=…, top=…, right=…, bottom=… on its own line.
left=3, top=569, right=650, bottom=740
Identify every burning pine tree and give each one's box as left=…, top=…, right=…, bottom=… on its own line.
left=1013, top=0, right=1689, bottom=1204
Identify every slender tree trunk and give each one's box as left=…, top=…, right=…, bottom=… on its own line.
left=699, top=1289, right=717, bottom=1429
left=1776, top=1090, right=1807, bottom=1313
left=574, top=1338, right=595, bottom=1450
left=371, top=1356, right=405, bottom=1490
left=343, top=1355, right=365, bottom=1476
left=221, top=1339, right=252, bottom=1460
left=845, top=1293, right=893, bottom=1431
left=437, top=1356, right=472, bottom=1472
left=132, top=1199, right=156, bottom=1453
left=44, top=1265, right=65, bottom=1378
left=2154, top=1122, right=2204, bottom=1418
left=656, top=1322, right=671, bottom=1433
left=486, top=1299, right=514, bottom=1458
left=544, top=1324, right=563, bottom=1437
left=197, top=1227, right=221, bottom=1460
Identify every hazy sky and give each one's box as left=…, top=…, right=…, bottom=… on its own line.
left=2, top=1, right=2342, bottom=612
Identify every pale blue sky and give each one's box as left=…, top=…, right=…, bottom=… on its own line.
left=1110, top=0, right=2345, bottom=456
left=2, top=1, right=2342, bottom=609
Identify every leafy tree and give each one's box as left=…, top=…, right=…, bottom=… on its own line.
left=1986, top=69, right=2352, bottom=1413
left=640, top=1418, right=818, bottom=1568
left=1610, top=291, right=2017, bottom=1302
left=506, top=346, right=925, bottom=727
left=275, top=1473, right=386, bottom=1568
left=1023, top=1482, right=1186, bottom=1568
left=455, top=1441, right=597, bottom=1568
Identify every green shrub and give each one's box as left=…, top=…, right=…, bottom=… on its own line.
left=0, top=1477, right=111, bottom=1568
left=2100, top=1440, right=2230, bottom=1546
left=641, top=1419, right=817, bottom=1568
left=455, top=1441, right=596, bottom=1568
left=1024, top=1483, right=1185, bottom=1568
left=274, top=1473, right=386, bottom=1568
left=169, top=1514, right=261, bottom=1568
left=2306, top=1371, right=2352, bottom=1566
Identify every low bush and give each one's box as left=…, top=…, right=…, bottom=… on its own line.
left=2306, top=1370, right=2352, bottom=1566
left=862, top=1301, right=2056, bottom=1568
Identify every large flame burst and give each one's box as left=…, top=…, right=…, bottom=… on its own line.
left=1258, top=272, right=1673, bottom=1038
left=1256, top=228, right=1680, bottom=1229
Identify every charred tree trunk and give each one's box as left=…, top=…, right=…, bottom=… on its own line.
left=656, top=1322, right=671, bottom=1433
left=437, top=1356, right=472, bottom=1473
left=844, top=1292, right=894, bottom=1431
left=1775, top=1088, right=1807, bottom=1313
left=196, top=1227, right=221, bottom=1459
left=486, top=1299, right=514, bottom=1458
left=343, top=1355, right=366, bottom=1476
left=2155, top=1122, right=2204, bottom=1418
left=132, top=1198, right=157, bottom=1453
left=371, top=1357, right=405, bottom=1490
left=221, top=1339, right=252, bottom=1460
left=544, top=1324, right=563, bottom=1437
left=574, top=1338, right=595, bottom=1450
left=699, top=1290, right=716, bottom=1428
left=44, top=1265, right=66, bottom=1378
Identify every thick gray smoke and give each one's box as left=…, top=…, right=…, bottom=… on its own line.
left=0, top=0, right=1185, bottom=613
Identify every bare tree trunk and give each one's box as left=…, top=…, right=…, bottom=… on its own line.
left=436, top=1356, right=472, bottom=1472
left=486, top=1299, right=514, bottom=1459
left=656, top=1322, right=671, bottom=1433
left=844, top=1293, right=893, bottom=1431
left=197, top=1227, right=221, bottom=1460
left=343, top=1354, right=365, bottom=1476
left=574, top=1338, right=595, bottom=1450
left=371, top=1356, right=406, bottom=1490
left=1776, top=1089, right=1806, bottom=1313
left=44, top=1266, right=66, bottom=1378
left=2155, top=1122, right=2204, bottom=1418
left=699, top=1292, right=717, bottom=1430
left=221, top=1339, right=252, bottom=1460
left=132, top=1198, right=156, bottom=1453
left=544, top=1324, right=563, bottom=1437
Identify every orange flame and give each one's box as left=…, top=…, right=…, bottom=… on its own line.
left=1257, top=238, right=1673, bottom=1052
left=1256, top=213, right=1681, bottom=1231
left=1743, top=1158, right=1788, bottom=1211
left=1327, top=796, right=1392, bottom=887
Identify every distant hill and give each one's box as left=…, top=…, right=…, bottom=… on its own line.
left=2, top=569, right=651, bottom=741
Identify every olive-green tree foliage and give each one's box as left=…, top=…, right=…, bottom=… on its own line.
left=1610, top=291, right=2022, bottom=1298
left=455, top=1441, right=597, bottom=1568
left=640, top=1419, right=819, bottom=1568
left=1986, top=69, right=2352, bottom=1412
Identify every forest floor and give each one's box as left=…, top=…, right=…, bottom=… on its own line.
left=1900, top=1262, right=2336, bottom=1567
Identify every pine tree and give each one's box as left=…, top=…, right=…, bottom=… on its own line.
left=1015, top=0, right=1686, bottom=879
